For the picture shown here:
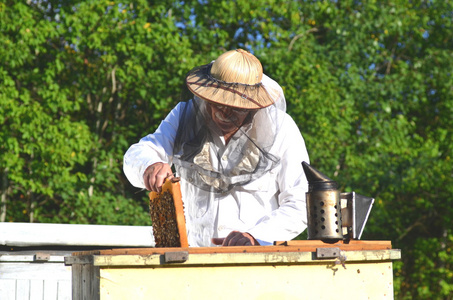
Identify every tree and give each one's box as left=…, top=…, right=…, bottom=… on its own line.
left=0, top=0, right=195, bottom=225
left=1, top=1, right=451, bottom=298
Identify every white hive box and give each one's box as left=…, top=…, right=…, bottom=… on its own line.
left=0, top=222, right=155, bottom=300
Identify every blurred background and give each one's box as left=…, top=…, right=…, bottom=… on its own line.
left=0, top=1, right=452, bottom=298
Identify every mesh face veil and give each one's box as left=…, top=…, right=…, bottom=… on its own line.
left=172, top=50, right=287, bottom=193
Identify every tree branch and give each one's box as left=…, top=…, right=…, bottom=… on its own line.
left=288, top=28, right=318, bottom=51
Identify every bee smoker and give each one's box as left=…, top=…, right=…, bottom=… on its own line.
left=302, top=162, right=375, bottom=241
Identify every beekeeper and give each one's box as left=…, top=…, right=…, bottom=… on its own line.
left=123, top=49, right=310, bottom=247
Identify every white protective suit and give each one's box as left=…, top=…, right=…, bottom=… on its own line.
left=123, top=75, right=310, bottom=247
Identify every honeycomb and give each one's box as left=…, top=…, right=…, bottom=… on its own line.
left=149, top=179, right=188, bottom=248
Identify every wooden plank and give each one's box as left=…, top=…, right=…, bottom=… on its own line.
left=72, top=240, right=392, bottom=257
left=43, top=280, right=58, bottom=300
left=0, top=222, right=155, bottom=247
left=0, top=263, right=71, bottom=281
left=57, top=280, right=71, bottom=300
left=274, top=240, right=392, bottom=249
left=30, top=279, right=44, bottom=300
left=81, top=265, right=90, bottom=300
left=0, top=279, right=16, bottom=300
left=71, top=264, right=82, bottom=300
left=0, top=255, right=65, bottom=263
left=168, top=180, right=189, bottom=248
left=73, top=263, right=97, bottom=300
left=89, top=249, right=401, bottom=267
left=17, top=279, right=30, bottom=300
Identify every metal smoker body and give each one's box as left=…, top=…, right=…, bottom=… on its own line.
left=302, top=162, right=374, bottom=241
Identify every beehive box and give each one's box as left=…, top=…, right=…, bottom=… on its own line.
left=67, top=240, right=401, bottom=300
left=0, top=222, right=155, bottom=300
left=0, top=250, right=72, bottom=300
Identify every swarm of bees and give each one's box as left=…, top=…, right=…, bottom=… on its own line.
left=149, top=190, right=181, bottom=247
left=148, top=178, right=188, bottom=248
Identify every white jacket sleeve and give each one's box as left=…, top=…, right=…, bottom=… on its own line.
left=123, top=102, right=185, bottom=189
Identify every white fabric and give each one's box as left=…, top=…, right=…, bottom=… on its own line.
left=123, top=102, right=310, bottom=247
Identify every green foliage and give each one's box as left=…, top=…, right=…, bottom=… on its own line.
left=0, top=1, right=452, bottom=298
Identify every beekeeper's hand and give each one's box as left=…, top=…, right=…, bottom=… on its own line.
left=211, top=231, right=260, bottom=246
left=143, top=162, right=173, bottom=193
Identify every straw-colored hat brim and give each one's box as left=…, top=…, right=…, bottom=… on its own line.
left=186, top=64, right=275, bottom=110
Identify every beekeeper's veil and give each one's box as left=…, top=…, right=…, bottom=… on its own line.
left=172, top=49, right=287, bottom=193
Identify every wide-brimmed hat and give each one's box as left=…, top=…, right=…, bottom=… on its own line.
left=185, top=49, right=276, bottom=110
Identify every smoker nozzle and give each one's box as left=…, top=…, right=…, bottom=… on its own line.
left=302, top=161, right=338, bottom=191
